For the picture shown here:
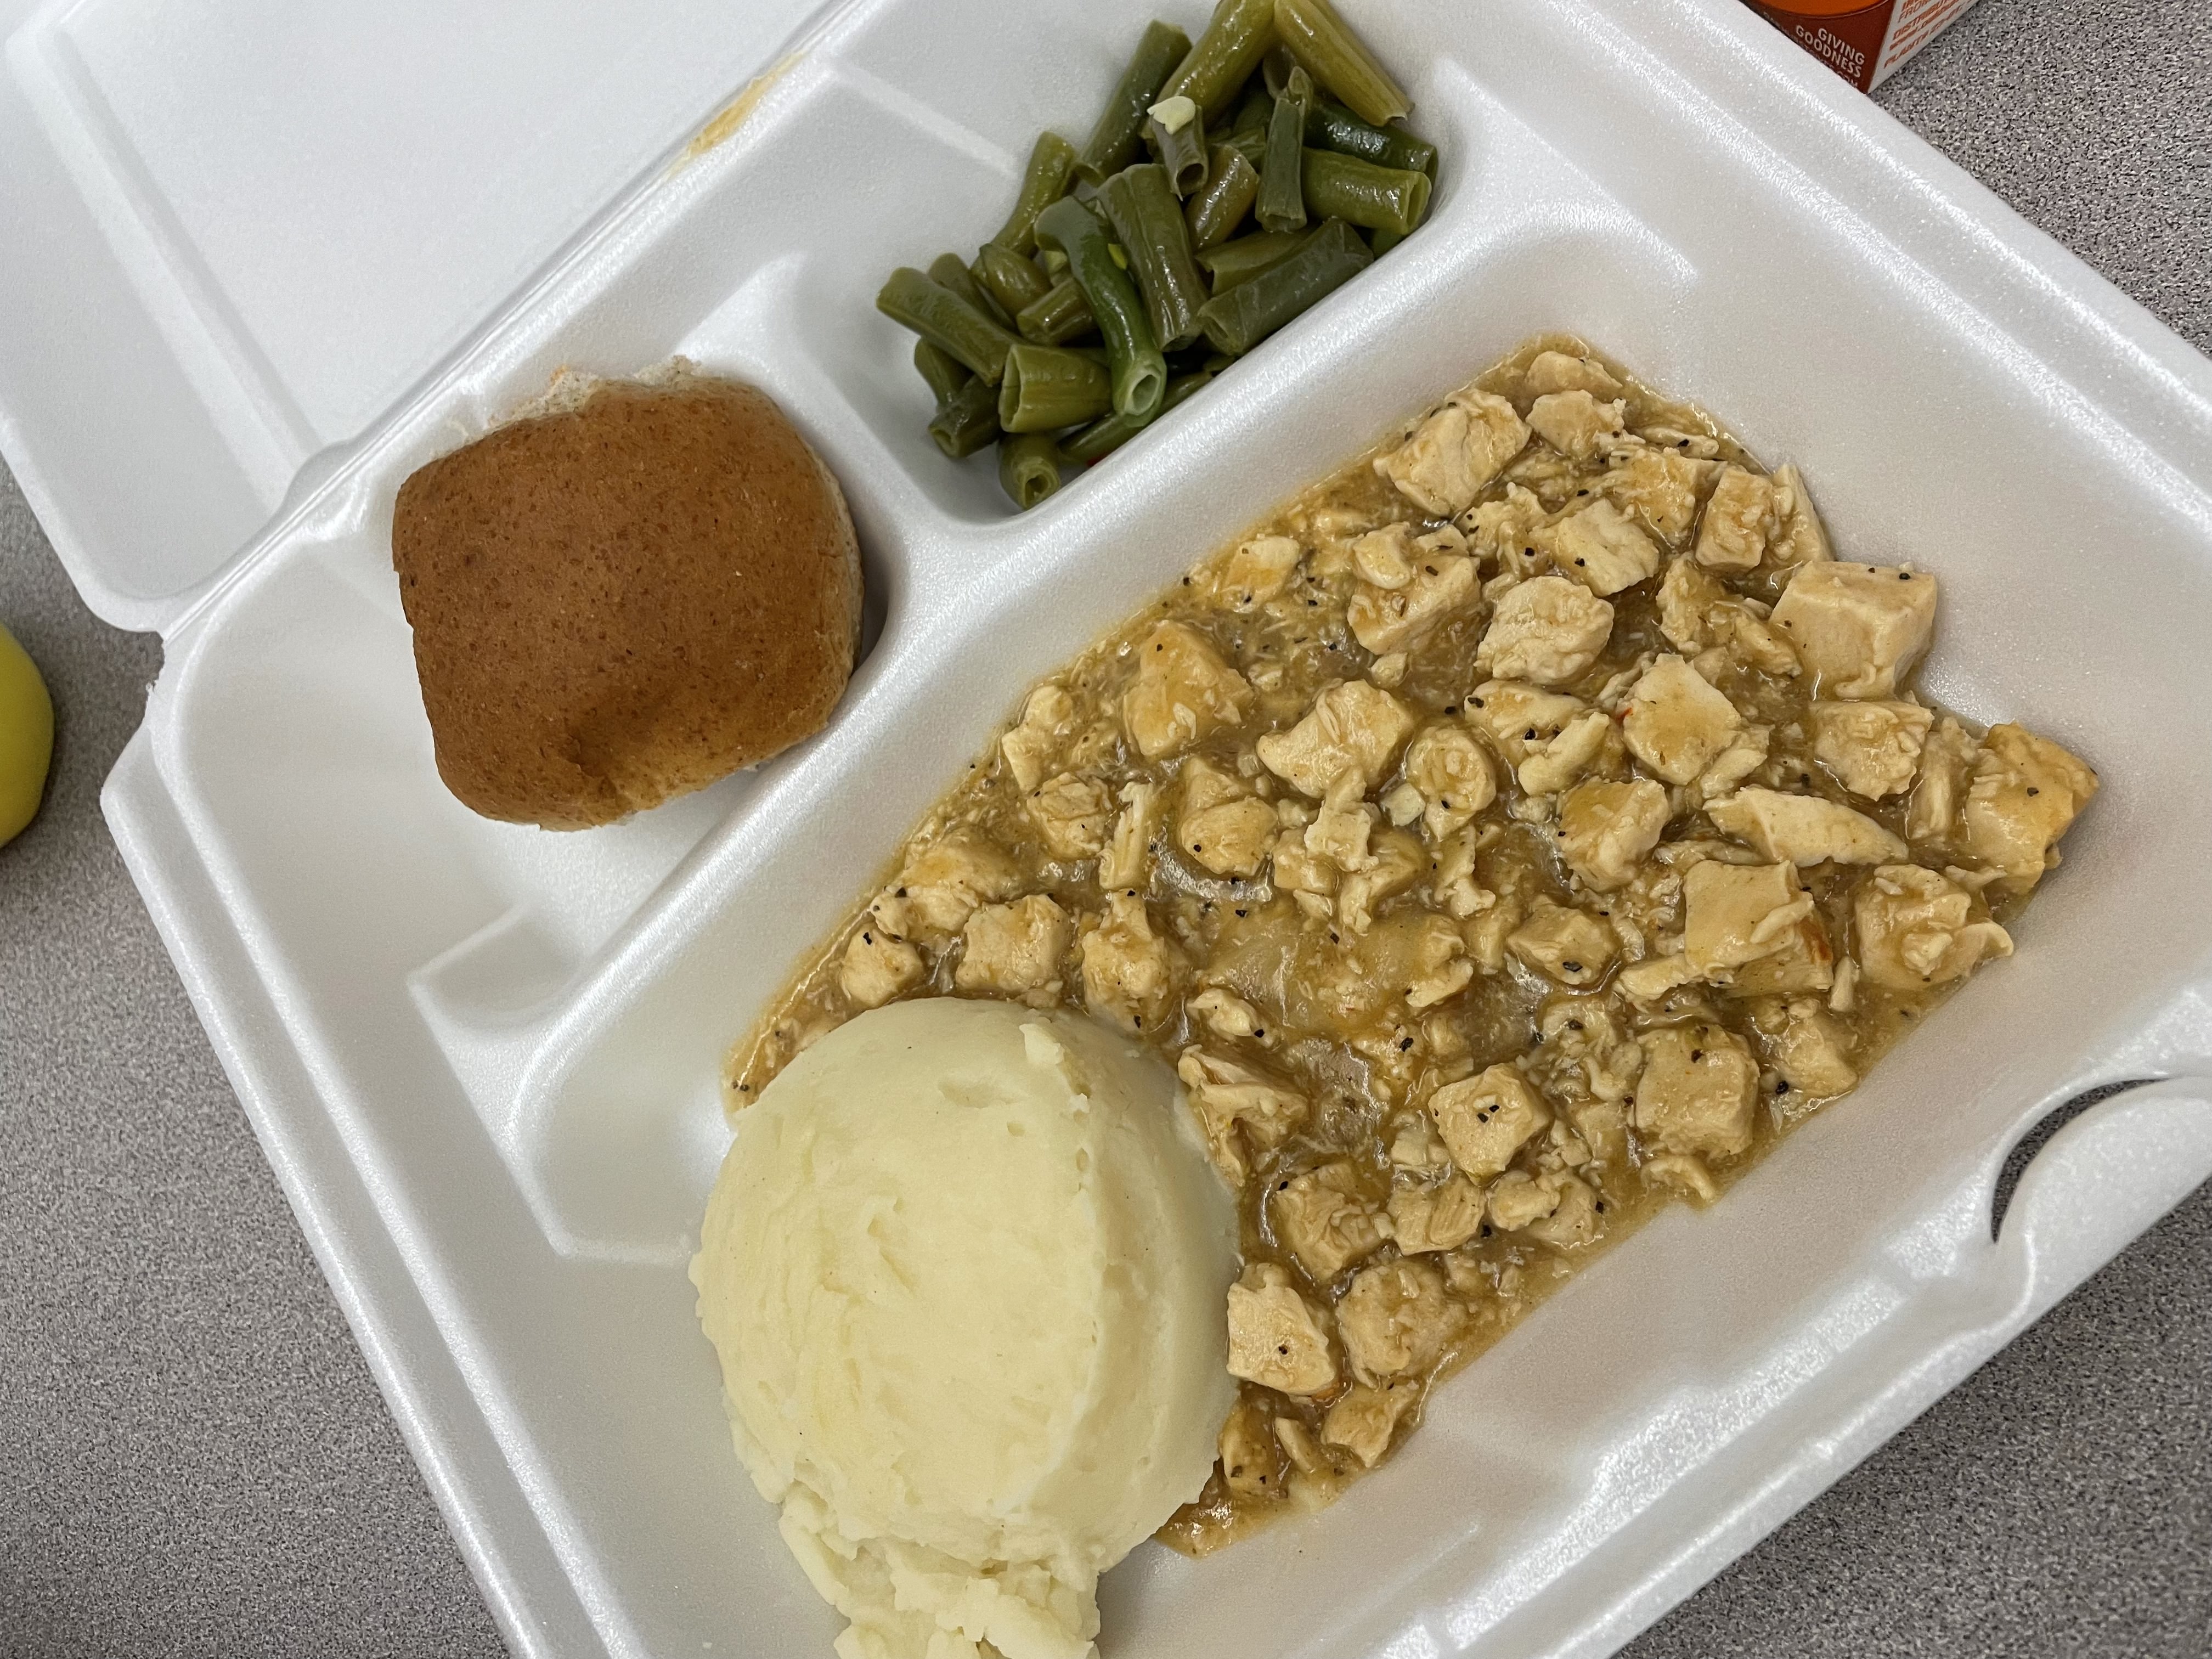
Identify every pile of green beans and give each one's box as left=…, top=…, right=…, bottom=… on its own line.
left=873, top=0, right=1437, bottom=509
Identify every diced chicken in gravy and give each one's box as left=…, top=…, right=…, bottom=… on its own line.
left=1545, top=497, right=1664, bottom=596
left=1769, top=562, right=1937, bottom=699
left=1708, top=788, right=1910, bottom=866
left=1375, top=390, right=1531, bottom=516
left=1527, top=390, right=1627, bottom=462
left=1227, top=1263, right=1336, bottom=1395
left=1810, top=699, right=1933, bottom=799
left=1476, top=575, right=1615, bottom=686
left=1623, top=655, right=1742, bottom=786
left=727, top=337, right=2096, bottom=1553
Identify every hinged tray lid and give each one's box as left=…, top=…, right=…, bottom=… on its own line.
left=0, top=0, right=825, bottom=633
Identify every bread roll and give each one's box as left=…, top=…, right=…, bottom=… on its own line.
left=392, top=371, right=861, bottom=829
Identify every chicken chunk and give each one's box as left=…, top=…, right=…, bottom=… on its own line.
left=1211, top=534, right=1302, bottom=612
left=1189, top=986, right=1267, bottom=1043
left=1905, top=715, right=1978, bottom=845
left=1707, top=788, right=1909, bottom=866
left=1523, top=348, right=1622, bottom=399
left=1527, top=390, right=1627, bottom=462
left=1557, top=778, right=1671, bottom=890
left=1604, top=446, right=1720, bottom=547
left=1376, top=390, right=1531, bottom=515
left=1338, top=827, right=1425, bottom=934
left=1430, top=1064, right=1551, bottom=1179
left=1097, top=779, right=1164, bottom=889
left=1305, top=770, right=1379, bottom=874
left=1769, top=562, right=1937, bottom=699
left=1854, top=864, right=2015, bottom=990
left=898, top=835, right=1024, bottom=943
left=1178, top=1047, right=1310, bottom=1184
left=1656, top=556, right=1729, bottom=652
left=1270, top=1161, right=1391, bottom=1279
left=1080, top=891, right=1178, bottom=1033
left=1177, top=757, right=1277, bottom=879
left=1218, top=1400, right=1289, bottom=1500
left=1694, top=465, right=1775, bottom=571
left=1321, top=1380, right=1419, bottom=1468
left=1026, top=771, right=1113, bottom=860
left=1516, top=709, right=1615, bottom=797
left=1227, top=1263, right=1336, bottom=1395
left=1769, top=1000, right=1858, bottom=1098
left=1622, top=655, right=1743, bottom=785
left=1523, top=1173, right=1602, bottom=1249
left=1401, top=722, right=1497, bottom=840
left=1337, top=1257, right=1458, bottom=1383
left=1466, top=683, right=1592, bottom=781
left=953, top=895, right=1071, bottom=997
left=1960, top=724, right=2098, bottom=891
left=1486, top=1169, right=1561, bottom=1233
left=1683, top=859, right=1833, bottom=994
left=1544, top=496, right=1664, bottom=596
left=1257, top=679, right=1420, bottom=798
left=1809, top=699, right=1933, bottom=799
left=1387, top=1175, right=1487, bottom=1254
left=838, top=925, right=924, bottom=1009
left=1475, top=575, right=1615, bottom=686
left=1351, top=522, right=1419, bottom=589
left=1123, top=621, right=1252, bottom=759
left=1348, top=548, right=1480, bottom=654
left=1465, top=483, right=1550, bottom=572
left=1400, top=911, right=1478, bottom=1008
left=1768, top=464, right=1833, bottom=567
left=1633, top=1023, right=1759, bottom=1159
left=1507, top=900, right=1618, bottom=988
left=1536, top=996, right=1646, bottom=1104
left=1000, top=684, right=1076, bottom=791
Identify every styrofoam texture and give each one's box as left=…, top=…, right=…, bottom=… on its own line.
left=3, top=0, right=2210, bottom=1654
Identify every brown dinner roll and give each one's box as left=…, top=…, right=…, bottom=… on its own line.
left=392, top=371, right=862, bottom=829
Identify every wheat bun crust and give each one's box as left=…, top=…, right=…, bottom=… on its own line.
left=392, top=373, right=862, bottom=829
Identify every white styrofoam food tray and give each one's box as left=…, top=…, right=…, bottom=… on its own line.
left=4, top=0, right=2211, bottom=1654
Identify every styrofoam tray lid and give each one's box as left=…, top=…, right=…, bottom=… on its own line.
left=0, top=0, right=827, bottom=633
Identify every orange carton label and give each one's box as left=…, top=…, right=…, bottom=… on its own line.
left=1746, top=0, right=1983, bottom=91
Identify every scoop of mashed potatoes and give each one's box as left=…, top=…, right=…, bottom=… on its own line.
left=693, top=998, right=1239, bottom=1659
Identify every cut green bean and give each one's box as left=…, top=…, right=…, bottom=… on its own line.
left=929, top=377, right=1001, bottom=458
left=1195, top=215, right=1370, bottom=354
left=1220, top=123, right=1268, bottom=172
left=1232, top=83, right=1273, bottom=140
left=913, top=338, right=971, bottom=407
left=998, top=432, right=1065, bottom=509
left=1034, top=196, right=1166, bottom=421
left=1185, top=145, right=1260, bottom=248
left=1015, top=276, right=1100, bottom=345
left=1261, top=42, right=1300, bottom=99
left=998, top=342, right=1114, bottom=433
left=991, top=132, right=1079, bottom=255
left=1257, top=66, right=1313, bottom=233
left=1273, top=0, right=1409, bottom=127
left=974, top=240, right=1054, bottom=318
left=1367, top=225, right=1405, bottom=257
left=1102, top=162, right=1211, bottom=350
left=1075, top=20, right=1191, bottom=185
left=1062, top=369, right=1213, bottom=464
left=929, top=251, right=1009, bottom=325
left=1305, top=96, right=1436, bottom=177
left=1197, top=228, right=1312, bottom=292
left=877, top=266, right=1022, bottom=384
left=1301, top=148, right=1430, bottom=236
left=1160, top=0, right=1278, bottom=118
left=1146, top=98, right=1209, bottom=198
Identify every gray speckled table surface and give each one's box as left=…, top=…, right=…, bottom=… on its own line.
left=3, top=1, right=2209, bottom=1654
